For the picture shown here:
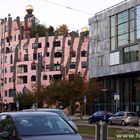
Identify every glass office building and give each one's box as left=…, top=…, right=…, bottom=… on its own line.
left=89, top=0, right=140, bottom=112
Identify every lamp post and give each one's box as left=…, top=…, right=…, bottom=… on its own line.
left=83, top=95, right=87, bottom=116
left=114, top=93, right=120, bottom=112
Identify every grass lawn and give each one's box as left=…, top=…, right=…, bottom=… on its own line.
left=77, top=125, right=140, bottom=140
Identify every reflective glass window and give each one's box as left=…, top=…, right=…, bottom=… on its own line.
left=118, top=10, right=128, bottom=24
left=118, top=34, right=128, bottom=46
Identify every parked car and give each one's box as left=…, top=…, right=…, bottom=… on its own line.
left=88, top=111, right=113, bottom=124
left=0, top=112, right=83, bottom=140
left=108, top=111, right=139, bottom=126
left=22, top=108, right=78, bottom=131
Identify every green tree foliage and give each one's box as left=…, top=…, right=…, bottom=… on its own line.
left=68, top=74, right=85, bottom=103
left=30, top=23, right=48, bottom=37
left=34, top=85, right=48, bottom=107
left=14, top=77, right=101, bottom=110
left=85, top=78, right=101, bottom=103
left=42, top=75, right=86, bottom=109
left=48, top=26, right=55, bottom=36
left=14, top=92, right=35, bottom=110
left=69, top=31, right=79, bottom=37
left=45, top=81, right=62, bottom=106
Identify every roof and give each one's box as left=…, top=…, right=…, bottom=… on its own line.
left=0, top=111, right=58, bottom=118
left=22, top=108, right=63, bottom=112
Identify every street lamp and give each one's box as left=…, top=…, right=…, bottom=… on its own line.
left=114, top=93, right=120, bottom=112
left=83, top=95, right=87, bottom=116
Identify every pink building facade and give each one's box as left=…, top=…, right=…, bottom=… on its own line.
left=0, top=7, right=89, bottom=106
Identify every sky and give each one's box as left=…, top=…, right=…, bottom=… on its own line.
left=0, top=0, right=125, bottom=31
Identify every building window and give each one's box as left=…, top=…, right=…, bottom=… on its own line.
left=81, top=61, right=88, bottom=68
left=123, top=45, right=139, bottom=63
left=33, top=53, right=37, bottom=60
left=9, top=89, right=16, bottom=97
left=46, top=42, right=49, bottom=47
left=45, top=52, right=50, bottom=57
left=110, top=8, right=135, bottom=50
left=70, top=62, right=76, bottom=69
left=54, top=52, right=62, bottom=57
left=54, top=64, right=61, bottom=71
left=23, top=44, right=28, bottom=50
left=70, top=51, right=76, bottom=57
left=53, top=41, right=61, bottom=47
left=31, top=75, right=36, bottom=81
left=6, top=47, right=10, bottom=53
left=24, top=54, right=28, bottom=61
left=136, top=6, right=140, bottom=39
left=46, top=65, right=50, bottom=69
left=43, top=75, right=47, bottom=80
left=38, top=53, right=42, bottom=59
left=5, top=90, right=7, bottom=97
left=68, top=40, right=71, bottom=46
left=32, top=43, right=37, bottom=49
left=81, top=50, right=87, bottom=57
left=31, top=63, right=36, bottom=70
left=5, top=56, right=7, bottom=63
left=10, top=66, right=14, bottom=73
left=9, top=77, right=11, bottom=82
left=38, top=42, right=42, bottom=48
left=18, top=35, right=20, bottom=40
left=5, top=77, right=7, bottom=84
left=17, top=65, right=28, bottom=73
left=17, top=76, right=27, bottom=84
left=110, top=15, right=116, bottom=51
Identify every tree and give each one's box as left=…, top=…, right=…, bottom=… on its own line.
left=69, top=31, right=79, bottom=37
left=33, top=85, right=48, bottom=108
left=85, top=78, right=101, bottom=103
left=56, top=24, right=69, bottom=35
left=30, top=23, right=48, bottom=37
left=48, top=26, right=55, bottom=36
left=43, top=74, right=85, bottom=110
left=14, top=92, right=35, bottom=110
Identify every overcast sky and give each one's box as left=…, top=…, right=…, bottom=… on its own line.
left=1, top=0, right=125, bottom=31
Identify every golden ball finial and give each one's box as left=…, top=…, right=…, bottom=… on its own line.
left=82, top=27, right=89, bottom=32
left=26, top=5, right=34, bottom=13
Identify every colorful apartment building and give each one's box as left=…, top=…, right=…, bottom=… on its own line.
left=0, top=5, right=89, bottom=106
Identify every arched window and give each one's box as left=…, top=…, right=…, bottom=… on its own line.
left=31, top=75, right=36, bottom=81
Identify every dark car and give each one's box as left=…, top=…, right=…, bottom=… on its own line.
left=0, top=112, right=83, bottom=140
left=22, top=108, right=78, bottom=131
left=88, top=111, right=113, bottom=124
